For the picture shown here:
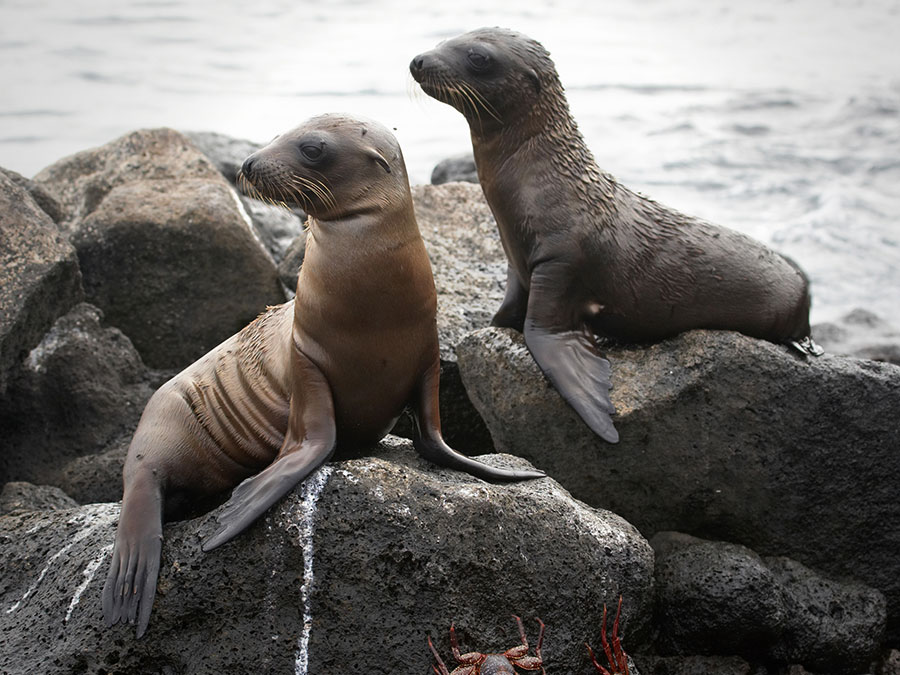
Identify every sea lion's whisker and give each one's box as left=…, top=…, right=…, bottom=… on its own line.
left=300, top=174, right=337, bottom=212
left=292, top=176, right=331, bottom=212
left=461, top=81, right=501, bottom=122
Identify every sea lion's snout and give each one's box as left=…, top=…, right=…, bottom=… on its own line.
left=409, top=53, right=427, bottom=80
left=240, top=155, right=257, bottom=180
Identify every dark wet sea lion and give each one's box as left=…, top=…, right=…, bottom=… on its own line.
left=410, top=28, right=823, bottom=444
left=102, top=113, right=543, bottom=638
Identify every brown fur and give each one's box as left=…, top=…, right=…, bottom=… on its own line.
left=102, top=114, right=543, bottom=638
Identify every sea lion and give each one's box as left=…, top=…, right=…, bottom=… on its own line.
left=102, top=113, right=543, bottom=638
left=410, top=28, right=823, bottom=444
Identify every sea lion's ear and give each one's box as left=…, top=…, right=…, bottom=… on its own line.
left=365, top=147, right=392, bottom=174
left=527, top=69, right=541, bottom=94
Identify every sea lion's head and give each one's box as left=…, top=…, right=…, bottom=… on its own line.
left=239, top=113, right=408, bottom=220
left=410, top=28, right=562, bottom=134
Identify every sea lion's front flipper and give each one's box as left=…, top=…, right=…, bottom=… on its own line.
left=523, top=262, right=619, bottom=444
left=201, top=346, right=336, bottom=552
left=412, top=354, right=545, bottom=481
left=102, top=472, right=163, bottom=638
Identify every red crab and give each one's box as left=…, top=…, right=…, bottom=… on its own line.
left=428, top=615, right=545, bottom=675
left=585, top=596, right=629, bottom=675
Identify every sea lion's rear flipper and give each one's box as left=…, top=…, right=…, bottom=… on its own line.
left=523, top=263, right=619, bottom=443
left=201, top=346, right=336, bottom=552
left=788, top=336, right=825, bottom=357
left=490, top=264, right=529, bottom=331
left=412, top=356, right=545, bottom=482
left=102, top=473, right=163, bottom=638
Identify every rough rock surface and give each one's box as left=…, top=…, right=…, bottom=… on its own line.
left=238, top=196, right=305, bottom=263
left=813, top=308, right=900, bottom=365
left=33, top=128, right=285, bottom=369
left=0, top=169, right=83, bottom=393
left=0, top=166, right=65, bottom=223
left=413, top=182, right=506, bottom=363
left=633, top=654, right=753, bottom=675
left=456, top=326, right=900, bottom=640
left=766, top=555, right=886, bottom=673
left=0, top=303, right=154, bottom=485
left=47, top=434, right=131, bottom=506
left=276, top=231, right=308, bottom=292
left=653, top=539, right=787, bottom=658
left=881, top=650, right=900, bottom=675
left=0, top=481, right=77, bottom=515
left=0, top=437, right=654, bottom=675
left=652, top=533, right=885, bottom=671
left=431, top=153, right=479, bottom=185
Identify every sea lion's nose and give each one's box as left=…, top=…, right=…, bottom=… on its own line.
left=409, top=54, right=426, bottom=75
left=241, top=156, right=256, bottom=177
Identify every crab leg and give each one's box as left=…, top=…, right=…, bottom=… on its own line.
left=427, top=636, right=452, bottom=675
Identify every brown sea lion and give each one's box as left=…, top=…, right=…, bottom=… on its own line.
left=102, top=113, right=543, bottom=638
left=410, top=28, right=823, bottom=444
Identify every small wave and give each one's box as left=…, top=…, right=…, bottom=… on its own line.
left=74, top=71, right=141, bottom=85
left=648, top=122, right=697, bottom=136
left=726, top=92, right=803, bottom=111
left=64, top=14, right=196, bottom=26
left=573, top=83, right=711, bottom=95
left=731, top=124, right=770, bottom=136
left=0, top=135, right=47, bottom=144
left=0, top=110, right=72, bottom=118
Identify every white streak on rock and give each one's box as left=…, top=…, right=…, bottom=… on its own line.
left=228, top=185, right=276, bottom=264
left=288, top=466, right=332, bottom=675
left=6, top=508, right=116, bottom=614
left=65, top=543, right=113, bottom=623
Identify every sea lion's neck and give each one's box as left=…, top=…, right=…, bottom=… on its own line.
left=472, top=91, right=596, bottom=174
left=307, top=193, right=419, bottom=248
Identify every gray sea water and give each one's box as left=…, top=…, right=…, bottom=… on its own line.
left=1, top=0, right=898, bottom=323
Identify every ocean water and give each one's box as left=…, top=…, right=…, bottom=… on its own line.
left=1, top=0, right=898, bottom=323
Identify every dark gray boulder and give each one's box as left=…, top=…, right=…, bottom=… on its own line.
left=653, top=538, right=787, bottom=658
left=766, top=556, right=885, bottom=673
left=183, top=130, right=261, bottom=184
left=0, top=166, right=65, bottom=224
left=0, top=303, right=154, bottom=485
left=633, top=654, right=754, bottom=675
left=0, top=481, right=77, bottom=515
left=431, top=153, right=479, bottom=185
left=0, top=437, right=653, bottom=674
left=813, top=308, right=900, bottom=365
left=651, top=533, right=885, bottom=672
left=47, top=434, right=131, bottom=506
left=33, top=128, right=285, bottom=369
left=238, top=196, right=305, bottom=263
left=277, top=231, right=308, bottom=292
left=456, top=326, right=900, bottom=641
left=0, top=169, right=83, bottom=394
left=413, top=183, right=506, bottom=363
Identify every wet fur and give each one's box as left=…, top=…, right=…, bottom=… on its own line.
left=103, top=114, right=544, bottom=638
left=411, top=29, right=820, bottom=443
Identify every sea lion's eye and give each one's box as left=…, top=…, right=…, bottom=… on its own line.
left=466, top=48, right=491, bottom=71
left=300, top=143, right=324, bottom=162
